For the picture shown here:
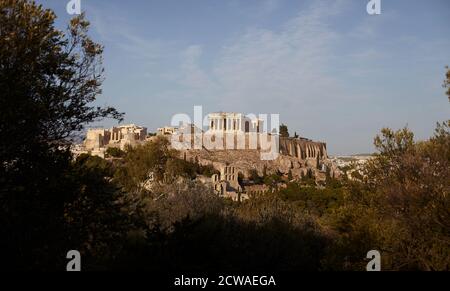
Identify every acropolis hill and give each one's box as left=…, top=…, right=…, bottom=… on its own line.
left=74, top=112, right=340, bottom=201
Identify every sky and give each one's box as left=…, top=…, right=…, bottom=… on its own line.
left=37, top=0, right=450, bottom=155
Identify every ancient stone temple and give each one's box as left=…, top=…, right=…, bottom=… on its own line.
left=212, top=165, right=245, bottom=202
left=84, top=124, right=147, bottom=151
left=207, top=112, right=263, bottom=133
left=74, top=112, right=340, bottom=189
left=76, top=124, right=147, bottom=157
left=178, top=112, right=339, bottom=185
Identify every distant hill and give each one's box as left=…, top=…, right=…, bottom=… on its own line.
left=351, top=153, right=375, bottom=157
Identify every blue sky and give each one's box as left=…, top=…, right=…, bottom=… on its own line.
left=37, top=0, right=450, bottom=155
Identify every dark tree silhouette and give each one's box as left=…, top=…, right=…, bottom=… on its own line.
left=280, top=124, right=289, bottom=137
left=444, top=66, right=450, bottom=102
left=0, top=0, right=122, bottom=270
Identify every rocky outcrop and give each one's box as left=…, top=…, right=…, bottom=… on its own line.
left=176, top=135, right=340, bottom=182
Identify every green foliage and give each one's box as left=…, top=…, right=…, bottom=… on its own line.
left=444, top=66, right=450, bottom=102
left=280, top=123, right=289, bottom=137
left=0, top=0, right=122, bottom=270
left=106, top=147, right=126, bottom=158
left=301, top=169, right=316, bottom=186
left=277, top=181, right=344, bottom=217
left=130, top=181, right=224, bottom=233
left=165, top=158, right=197, bottom=180
left=66, top=155, right=129, bottom=269
left=191, top=162, right=219, bottom=177
left=263, top=172, right=283, bottom=188
left=373, top=127, right=415, bottom=158
left=115, top=138, right=220, bottom=191
left=0, top=1, right=123, bottom=149
left=325, top=123, right=450, bottom=270
left=249, top=169, right=264, bottom=184
left=114, top=137, right=173, bottom=192
left=270, top=116, right=449, bottom=271
left=114, top=190, right=328, bottom=271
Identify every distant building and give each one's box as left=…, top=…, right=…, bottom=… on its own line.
left=82, top=124, right=147, bottom=156
left=157, top=126, right=178, bottom=136
left=212, top=165, right=247, bottom=202
left=207, top=112, right=263, bottom=133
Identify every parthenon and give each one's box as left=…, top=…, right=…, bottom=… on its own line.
left=207, top=112, right=263, bottom=133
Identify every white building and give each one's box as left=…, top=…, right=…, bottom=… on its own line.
left=207, top=112, right=263, bottom=133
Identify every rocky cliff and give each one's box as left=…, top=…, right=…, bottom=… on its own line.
left=180, top=137, right=339, bottom=181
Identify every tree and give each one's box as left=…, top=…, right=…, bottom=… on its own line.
left=106, top=147, right=126, bottom=158
left=280, top=124, right=289, bottom=138
left=249, top=169, right=264, bottom=184
left=362, top=125, right=449, bottom=270
left=264, top=172, right=283, bottom=188
left=0, top=0, right=122, bottom=270
left=114, top=137, right=174, bottom=192
left=323, top=68, right=450, bottom=271
left=287, top=169, right=293, bottom=181
left=0, top=2, right=122, bottom=151
left=66, top=155, right=129, bottom=269
left=444, top=66, right=450, bottom=102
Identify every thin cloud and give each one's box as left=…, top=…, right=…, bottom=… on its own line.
left=88, top=4, right=165, bottom=64
left=174, top=0, right=347, bottom=112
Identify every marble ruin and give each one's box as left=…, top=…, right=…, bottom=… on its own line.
left=75, top=124, right=147, bottom=158
left=207, top=112, right=263, bottom=133
left=157, top=126, right=178, bottom=136
left=74, top=112, right=340, bottom=201
left=173, top=113, right=339, bottom=201
left=212, top=165, right=245, bottom=201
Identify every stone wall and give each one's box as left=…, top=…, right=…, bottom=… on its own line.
left=279, top=137, right=327, bottom=160
left=84, top=124, right=147, bottom=151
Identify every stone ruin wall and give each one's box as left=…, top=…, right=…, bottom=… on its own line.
left=180, top=137, right=340, bottom=181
